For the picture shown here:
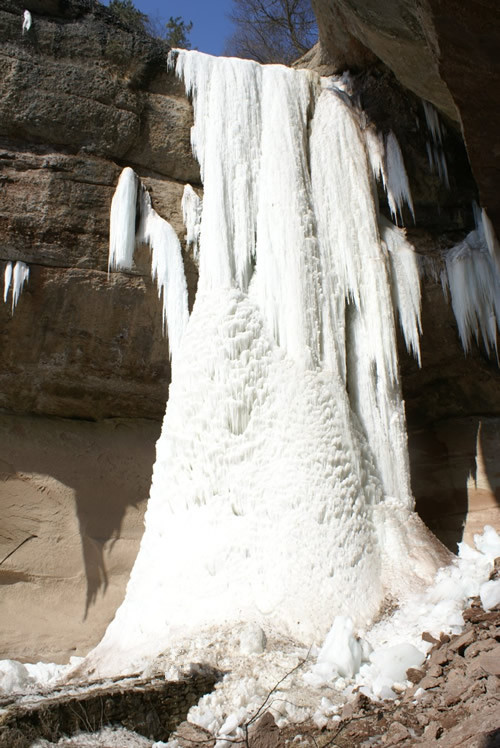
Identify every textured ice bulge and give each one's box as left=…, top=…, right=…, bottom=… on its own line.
left=87, top=52, right=448, bottom=678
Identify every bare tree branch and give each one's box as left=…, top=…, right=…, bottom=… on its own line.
left=225, top=0, right=317, bottom=65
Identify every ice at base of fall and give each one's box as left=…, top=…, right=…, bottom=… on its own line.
left=2, top=49, right=500, bottom=736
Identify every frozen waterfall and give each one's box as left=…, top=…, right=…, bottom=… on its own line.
left=87, top=51, right=450, bottom=677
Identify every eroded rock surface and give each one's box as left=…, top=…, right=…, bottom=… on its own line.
left=310, top=0, right=500, bottom=237
left=0, top=0, right=199, bottom=421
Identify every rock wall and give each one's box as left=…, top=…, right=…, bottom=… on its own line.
left=0, top=0, right=199, bottom=661
left=310, top=0, right=500, bottom=237
left=0, top=0, right=199, bottom=421
left=0, top=0, right=498, bottom=663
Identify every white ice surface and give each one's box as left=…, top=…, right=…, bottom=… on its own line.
left=181, top=184, right=202, bottom=258
left=4, top=260, right=29, bottom=312
left=3, top=260, right=12, bottom=302
left=22, top=9, right=31, bottom=33
left=136, top=186, right=189, bottom=357
left=108, top=170, right=189, bottom=357
left=441, top=224, right=500, bottom=356
left=384, top=132, right=415, bottom=225
left=109, top=167, right=138, bottom=272
left=480, top=579, right=500, bottom=611
left=86, top=52, right=448, bottom=684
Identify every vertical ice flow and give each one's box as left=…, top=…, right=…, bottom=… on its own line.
left=137, top=187, right=189, bottom=357
left=3, top=261, right=12, bottom=303
left=4, top=261, right=29, bottom=312
left=88, top=52, right=447, bottom=677
left=109, top=167, right=138, bottom=272
left=441, top=224, right=500, bottom=357
left=108, top=169, right=189, bottom=359
left=182, top=184, right=202, bottom=258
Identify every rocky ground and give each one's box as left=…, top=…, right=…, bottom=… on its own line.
left=3, top=574, right=497, bottom=748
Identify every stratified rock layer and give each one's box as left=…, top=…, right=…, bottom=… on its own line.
left=0, top=0, right=199, bottom=421
left=310, top=0, right=500, bottom=236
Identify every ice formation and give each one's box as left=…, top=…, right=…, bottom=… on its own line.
left=181, top=184, right=202, bottom=258
left=109, top=167, right=138, bottom=272
left=136, top=186, right=189, bottom=356
left=109, top=169, right=189, bottom=357
left=3, top=260, right=12, bottom=302
left=363, top=127, right=415, bottom=225
left=83, top=51, right=452, bottom=682
left=22, top=9, right=31, bottom=34
left=3, top=260, right=29, bottom=312
left=441, top=221, right=500, bottom=357
left=423, top=100, right=450, bottom=188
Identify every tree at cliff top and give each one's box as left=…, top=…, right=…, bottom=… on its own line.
left=225, top=0, right=317, bottom=64
left=107, top=1, right=193, bottom=48
left=108, top=0, right=148, bottom=31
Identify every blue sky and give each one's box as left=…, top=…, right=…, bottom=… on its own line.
left=106, top=1, right=235, bottom=56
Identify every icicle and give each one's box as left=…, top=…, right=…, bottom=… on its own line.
left=22, top=10, right=31, bottom=34
left=181, top=184, right=202, bottom=258
left=380, top=218, right=422, bottom=365
left=3, top=261, right=12, bottom=303
left=108, top=167, right=189, bottom=357
left=442, top=227, right=500, bottom=357
left=364, top=128, right=415, bottom=227
left=137, top=187, right=189, bottom=358
left=422, top=101, right=442, bottom=144
left=422, top=101, right=450, bottom=189
left=109, top=167, right=138, bottom=272
left=10, top=261, right=30, bottom=312
left=384, top=132, right=415, bottom=225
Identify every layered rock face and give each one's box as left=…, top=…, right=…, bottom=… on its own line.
left=0, top=0, right=199, bottom=661
left=0, top=0, right=199, bottom=421
left=0, top=0, right=499, bottom=663
left=310, top=0, right=500, bottom=237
